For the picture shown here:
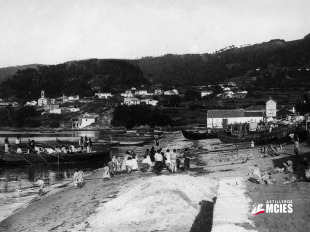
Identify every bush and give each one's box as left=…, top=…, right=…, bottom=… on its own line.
left=50, top=121, right=60, bottom=128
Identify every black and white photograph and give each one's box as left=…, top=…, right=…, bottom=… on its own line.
left=0, top=0, right=310, bottom=231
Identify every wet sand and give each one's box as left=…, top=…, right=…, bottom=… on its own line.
left=0, top=141, right=309, bottom=231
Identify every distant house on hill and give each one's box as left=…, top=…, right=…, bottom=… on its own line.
left=95, top=93, right=112, bottom=99
left=234, top=91, right=247, bottom=99
left=154, top=89, right=163, bottom=95
left=134, top=90, right=148, bottom=96
left=207, top=109, right=263, bottom=128
left=71, top=113, right=98, bottom=128
left=227, top=82, right=237, bottom=87
left=201, top=90, right=213, bottom=97
left=121, top=90, right=133, bottom=98
left=141, top=99, right=158, bottom=106
left=124, top=97, right=141, bottom=106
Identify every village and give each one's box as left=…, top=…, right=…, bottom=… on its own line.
left=0, top=79, right=301, bottom=130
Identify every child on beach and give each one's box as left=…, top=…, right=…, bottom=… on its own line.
left=103, top=165, right=110, bottom=180
left=73, top=170, right=79, bottom=188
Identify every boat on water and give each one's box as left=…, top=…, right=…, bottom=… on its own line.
left=40, top=130, right=56, bottom=134
left=98, top=128, right=126, bottom=134
left=182, top=128, right=217, bottom=140
left=0, top=150, right=110, bottom=165
left=216, top=125, right=296, bottom=145
left=96, top=140, right=120, bottom=147
left=118, top=140, right=145, bottom=146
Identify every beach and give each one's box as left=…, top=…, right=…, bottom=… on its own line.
left=0, top=140, right=309, bottom=232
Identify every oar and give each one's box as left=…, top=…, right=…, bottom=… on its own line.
left=12, top=151, right=33, bottom=165
left=27, top=144, right=49, bottom=164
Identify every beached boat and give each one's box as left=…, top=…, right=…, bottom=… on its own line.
left=182, top=129, right=217, bottom=140
left=0, top=149, right=110, bottom=165
left=216, top=126, right=295, bottom=145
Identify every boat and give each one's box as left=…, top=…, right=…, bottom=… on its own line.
left=182, top=128, right=217, bottom=140
left=118, top=140, right=145, bottom=146
left=98, top=128, right=126, bottom=134
left=40, top=130, right=55, bottom=134
left=97, top=140, right=120, bottom=147
left=0, top=150, right=110, bottom=165
left=216, top=126, right=295, bottom=145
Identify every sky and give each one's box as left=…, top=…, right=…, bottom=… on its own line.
left=0, top=0, right=309, bottom=67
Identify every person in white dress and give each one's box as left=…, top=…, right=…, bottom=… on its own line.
left=165, top=149, right=171, bottom=170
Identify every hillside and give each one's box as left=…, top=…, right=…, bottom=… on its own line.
left=129, top=34, right=310, bottom=86
left=1, top=34, right=310, bottom=99
left=0, top=59, right=149, bottom=100
left=0, top=64, right=43, bottom=83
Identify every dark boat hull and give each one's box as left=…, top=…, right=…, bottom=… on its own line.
left=0, top=150, right=110, bottom=165
left=181, top=129, right=218, bottom=140
left=216, top=126, right=294, bottom=145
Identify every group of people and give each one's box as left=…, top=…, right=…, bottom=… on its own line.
left=102, top=146, right=192, bottom=179
left=3, top=136, right=95, bottom=155
left=78, top=136, right=93, bottom=153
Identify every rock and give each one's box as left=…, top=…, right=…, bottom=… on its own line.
left=248, top=166, right=263, bottom=184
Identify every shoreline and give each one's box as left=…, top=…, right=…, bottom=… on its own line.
left=0, top=141, right=309, bottom=231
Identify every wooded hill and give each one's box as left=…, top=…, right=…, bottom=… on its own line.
left=0, top=59, right=149, bottom=100
left=129, top=34, right=310, bottom=86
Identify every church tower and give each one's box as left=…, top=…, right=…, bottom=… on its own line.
left=41, top=90, right=45, bottom=98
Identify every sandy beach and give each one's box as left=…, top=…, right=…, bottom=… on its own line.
left=0, top=141, right=309, bottom=232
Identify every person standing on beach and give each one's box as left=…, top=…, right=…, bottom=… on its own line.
left=150, top=147, right=155, bottom=163
left=73, top=170, right=79, bottom=188
left=170, top=149, right=177, bottom=173
left=4, top=137, right=10, bottom=153
left=103, top=164, right=111, bottom=180
left=87, top=138, right=93, bottom=153
left=15, top=136, right=21, bottom=145
left=79, top=137, right=84, bottom=149
left=77, top=169, right=84, bottom=188
left=154, top=149, right=163, bottom=174
left=176, top=149, right=182, bottom=170
left=155, top=137, right=160, bottom=146
left=183, top=148, right=191, bottom=173
left=293, top=134, right=300, bottom=156
left=165, top=149, right=171, bottom=170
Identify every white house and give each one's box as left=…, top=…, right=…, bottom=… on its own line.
left=72, top=113, right=98, bottom=128
left=50, top=108, right=62, bottom=114
left=67, top=95, right=79, bottom=102
left=223, top=87, right=231, bottom=91
left=121, top=90, right=134, bottom=98
left=95, top=93, right=112, bottom=99
left=135, top=90, right=148, bottom=96
left=222, top=91, right=234, bottom=99
left=207, top=109, right=263, bottom=128
left=154, top=89, right=163, bottom=95
left=141, top=99, right=158, bottom=106
left=201, top=90, right=213, bottom=97
left=124, top=97, right=141, bottom=105
left=227, top=82, right=237, bottom=87
left=164, top=90, right=177, bottom=95
left=26, top=100, right=37, bottom=106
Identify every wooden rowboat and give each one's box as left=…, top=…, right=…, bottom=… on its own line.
left=0, top=149, right=110, bottom=165
left=182, top=128, right=217, bottom=140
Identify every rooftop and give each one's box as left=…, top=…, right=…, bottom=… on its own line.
left=207, top=109, right=244, bottom=118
